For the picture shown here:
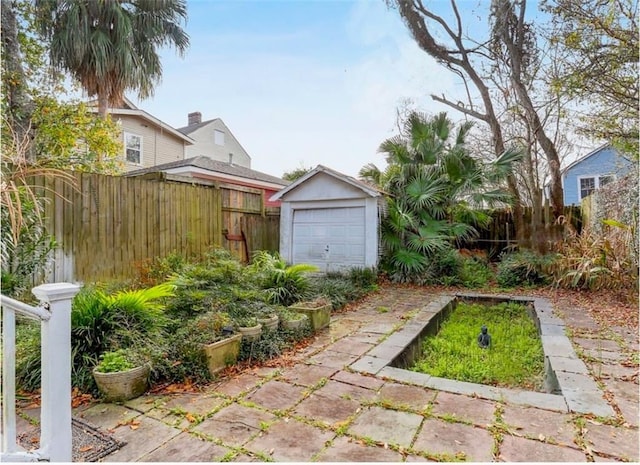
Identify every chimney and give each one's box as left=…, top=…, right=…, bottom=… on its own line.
left=188, top=111, right=202, bottom=125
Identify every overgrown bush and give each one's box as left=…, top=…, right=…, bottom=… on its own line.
left=458, top=257, right=494, bottom=288
left=250, top=251, right=317, bottom=306
left=133, top=252, right=187, bottom=287
left=149, top=312, right=233, bottom=384
left=551, top=226, right=637, bottom=292
left=238, top=321, right=312, bottom=363
left=496, top=250, right=554, bottom=288
left=310, top=267, right=378, bottom=310
left=427, top=248, right=463, bottom=283
left=15, top=283, right=175, bottom=393
left=347, top=267, right=378, bottom=289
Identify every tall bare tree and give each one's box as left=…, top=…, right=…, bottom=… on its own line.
left=390, top=0, right=568, bottom=247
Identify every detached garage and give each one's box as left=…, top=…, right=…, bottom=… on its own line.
left=270, top=165, right=383, bottom=272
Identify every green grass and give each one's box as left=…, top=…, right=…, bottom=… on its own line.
left=410, top=301, right=545, bottom=391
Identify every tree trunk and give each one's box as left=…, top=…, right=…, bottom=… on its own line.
left=97, top=93, right=109, bottom=119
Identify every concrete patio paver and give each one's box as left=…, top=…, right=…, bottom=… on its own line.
left=315, top=436, right=403, bottom=462
left=193, top=402, right=277, bottom=446
left=292, top=391, right=361, bottom=426
left=77, top=403, right=141, bottom=430
left=499, top=404, right=577, bottom=446
left=348, top=406, right=423, bottom=448
left=430, top=391, right=496, bottom=426
left=307, top=349, right=361, bottom=370
left=244, top=379, right=307, bottom=411
left=279, top=363, right=337, bottom=387
left=102, top=416, right=181, bottom=462
left=243, top=417, right=334, bottom=462
left=498, top=435, right=587, bottom=462
left=331, top=369, right=386, bottom=391
left=138, top=432, right=232, bottom=462
left=411, top=418, right=494, bottom=462
left=377, top=382, right=437, bottom=412
left=583, top=422, right=640, bottom=461
left=614, top=396, right=639, bottom=427
left=315, top=379, right=380, bottom=403
left=326, top=336, right=376, bottom=356
left=210, top=372, right=262, bottom=397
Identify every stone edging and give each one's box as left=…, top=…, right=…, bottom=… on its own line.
left=349, top=293, right=615, bottom=417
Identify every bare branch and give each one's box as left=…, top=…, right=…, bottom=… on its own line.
left=431, top=94, right=488, bottom=122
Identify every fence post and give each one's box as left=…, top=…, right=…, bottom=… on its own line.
left=31, top=283, right=80, bottom=462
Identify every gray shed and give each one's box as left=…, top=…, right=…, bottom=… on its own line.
left=270, top=165, right=383, bottom=272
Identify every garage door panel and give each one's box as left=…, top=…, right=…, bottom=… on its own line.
left=292, top=206, right=366, bottom=272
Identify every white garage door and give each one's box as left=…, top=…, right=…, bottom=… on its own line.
left=292, top=207, right=365, bottom=272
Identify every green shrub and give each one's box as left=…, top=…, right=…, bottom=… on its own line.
left=496, top=250, right=554, bottom=288
left=250, top=251, right=317, bottom=306
left=310, top=275, right=356, bottom=310
left=459, top=257, right=494, bottom=288
left=94, top=350, right=137, bottom=373
left=238, top=322, right=312, bottom=363
left=150, top=312, right=234, bottom=384
left=347, top=267, right=378, bottom=289
left=15, top=283, right=174, bottom=393
left=133, top=252, right=186, bottom=287
left=428, top=248, right=463, bottom=284
left=15, top=320, right=42, bottom=392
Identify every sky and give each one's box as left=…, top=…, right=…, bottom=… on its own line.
left=131, top=0, right=484, bottom=179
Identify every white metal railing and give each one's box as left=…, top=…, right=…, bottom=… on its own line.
left=1, top=283, right=80, bottom=462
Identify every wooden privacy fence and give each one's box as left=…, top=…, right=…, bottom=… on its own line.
left=36, top=172, right=280, bottom=284
left=458, top=205, right=582, bottom=258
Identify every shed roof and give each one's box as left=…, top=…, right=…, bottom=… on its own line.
left=270, top=164, right=382, bottom=201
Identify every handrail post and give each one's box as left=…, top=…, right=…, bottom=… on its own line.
left=32, top=283, right=80, bottom=463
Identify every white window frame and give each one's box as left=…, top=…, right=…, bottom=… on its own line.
left=214, top=129, right=225, bottom=146
left=577, top=174, right=615, bottom=201
left=124, top=132, right=143, bottom=165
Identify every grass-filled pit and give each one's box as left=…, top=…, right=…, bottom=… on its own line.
left=410, top=301, right=545, bottom=391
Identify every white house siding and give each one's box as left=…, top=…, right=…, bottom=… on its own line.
left=118, top=115, right=186, bottom=172
left=184, top=120, right=251, bottom=168
left=278, top=173, right=379, bottom=272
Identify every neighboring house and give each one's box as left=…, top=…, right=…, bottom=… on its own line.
left=562, top=144, right=635, bottom=205
left=270, top=165, right=384, bottom=272
left=177, top=112, right=252, bottom=168
left=127, top=156, right=289, bottom=207
left=102, top=97, right=194, bottom=172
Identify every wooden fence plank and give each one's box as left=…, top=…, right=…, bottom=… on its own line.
left=35, top=172, right=278, bottom=283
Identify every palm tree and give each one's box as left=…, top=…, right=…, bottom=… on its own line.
left=35, top=0, right=189, bottom=117
left=362, top=111, right=521, bottom=282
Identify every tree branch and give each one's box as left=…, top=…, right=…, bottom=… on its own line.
left=431, top=94, right=488, bottom=122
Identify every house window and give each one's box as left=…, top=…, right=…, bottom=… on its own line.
left=214, top=130, right=225, bottom=146
left=124, top=132, right=142, bottom=164
left=578, top=175, right=614, bottom=200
